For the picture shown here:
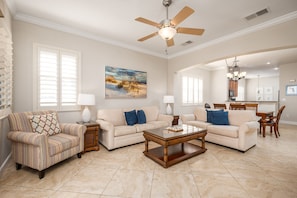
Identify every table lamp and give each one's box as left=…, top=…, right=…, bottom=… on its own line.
left=163, top=95, right=174, bottom=115
left=77, top=93, right=95, bottom=122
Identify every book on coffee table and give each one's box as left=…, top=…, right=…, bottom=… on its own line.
left=166, top=126, right=183, bottom=132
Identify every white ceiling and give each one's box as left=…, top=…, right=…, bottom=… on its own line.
left=6, top=0, right=297, bottom=77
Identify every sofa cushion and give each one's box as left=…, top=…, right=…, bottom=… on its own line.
left=228, top=110, right=255, bottom=126
left=147, top=120, right=169, bottom=129
left=48, top=133, right=80, bottom=156
left=194, top=107, right=207, bottom=122
left=186, top=120, right=211, bottom=129
left=29, top=113, right=61, bottom=136
left=135, top=123, right=155, bottom=132
left=114, top=125, right=137, bottom=137
left=124, top=110, right=138, bottom=126
left=137, top=110, right=146, bottom=124
left=97, top=109, right=125, bottom=126
left=207, top=125, right=239, bottom=138
left=210, top=111, right=229, bottom=125
left=141, top=106, right=159, bottom=122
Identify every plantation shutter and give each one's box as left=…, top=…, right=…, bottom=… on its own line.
left=35, top=44, right=80, bottom=111
left=0, top=25, right=13, bottom=118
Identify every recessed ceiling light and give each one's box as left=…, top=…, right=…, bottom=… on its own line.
left=274, top=67, right=279, bottom=70
left=266, top=61, right=271, bottom=64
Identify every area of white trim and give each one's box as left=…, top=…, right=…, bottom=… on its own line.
left=280, top=120, right=297, bottom=126
left=169, top=11, right=297, bottom=59
left=8, top=7, right=297, bottom=60
left=0, top=152, right=11, bottom=173
left=14, top=13, right=167, bottom=59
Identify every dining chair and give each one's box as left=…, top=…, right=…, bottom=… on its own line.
left=245, top=103, right=258, bottom=112
left=213, top=103, right=227, bottom=109
left=229, top=103, right=246, bottom=110
left=261, top=105, right=286, bottom=138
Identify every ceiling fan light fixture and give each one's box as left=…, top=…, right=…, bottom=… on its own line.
left=158, top=26, right=176, bottom=40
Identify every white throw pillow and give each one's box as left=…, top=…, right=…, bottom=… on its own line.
left=29, top=113, right=61, bottom=136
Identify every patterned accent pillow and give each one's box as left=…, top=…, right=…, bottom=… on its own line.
left=29, top=113, right=61, bottom=136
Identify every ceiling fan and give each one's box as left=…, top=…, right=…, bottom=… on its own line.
left=135, top=0, right=205, bottom=47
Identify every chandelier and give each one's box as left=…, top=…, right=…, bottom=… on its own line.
left=226, top=57, right=246, bottom=81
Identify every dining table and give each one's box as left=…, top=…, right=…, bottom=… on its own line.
left=256, top=111, right=274, bottom=137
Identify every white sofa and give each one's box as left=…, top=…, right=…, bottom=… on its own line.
left=96, top=106, right=173, bottom=150
left=181, top=107, right=259, bottom=152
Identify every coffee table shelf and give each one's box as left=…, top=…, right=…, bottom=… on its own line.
left=143, top=125, right=207, bottom=168
left=144, top=142, right=206, bottom=168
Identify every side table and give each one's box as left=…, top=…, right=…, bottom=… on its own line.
left=172, top=115, right=179, bottom=125
left=78, top=121, right=100, bottom=152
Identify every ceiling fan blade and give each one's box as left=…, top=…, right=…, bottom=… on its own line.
left=137, top=32, right=158, bottom=42
left=135, top=17, right=161, bottom=28
left=177, top=27, right=205, bottom=35
left=166, top=38, right=174, bottom=47
left=171, top=6, right=194, bottom=26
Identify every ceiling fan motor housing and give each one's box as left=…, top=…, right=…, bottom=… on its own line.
left=163, top=0, right=172, bottom=7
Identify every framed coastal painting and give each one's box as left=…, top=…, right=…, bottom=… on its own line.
left=105, top=66, right=147, bottom=98
left=286, top=85, right=297, bottom=96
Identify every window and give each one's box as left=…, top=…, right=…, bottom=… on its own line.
left=33, top=44, right=81, bottom=111
left=182, top=76, right=203, bottom=105
left=0, top=26, right=13, bottom=118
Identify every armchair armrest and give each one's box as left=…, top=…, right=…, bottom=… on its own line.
left=60, top=123, right=86, bottom=152
left=7, top=131, right=47, bottom=147
left=158, top=114, right=173, bottom=126
left=60, top=123, right=86, bottom=137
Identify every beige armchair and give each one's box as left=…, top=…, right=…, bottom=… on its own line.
left=7, top=110, right=86, bottom=179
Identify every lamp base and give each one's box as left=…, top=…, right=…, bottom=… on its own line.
left=166, top=103, right=172, bottom=115
left=82, top=106, right=91, bottom=123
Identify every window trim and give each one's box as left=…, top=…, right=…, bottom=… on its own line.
left=33, top=43, right=81, bottom=111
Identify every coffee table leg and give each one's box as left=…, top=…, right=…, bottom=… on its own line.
left=163, top=146, right=168, bottom=163
left=201, top=136, right=205, bottom=149
left=145, top=139, right=148, bottom=152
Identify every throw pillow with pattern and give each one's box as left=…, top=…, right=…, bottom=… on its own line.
left=29, top=113, right=61, bottom=136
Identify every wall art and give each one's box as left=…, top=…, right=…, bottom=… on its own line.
left=286, top=84, right=297, bottom=96
left=105, top=66, right=147, bottom=98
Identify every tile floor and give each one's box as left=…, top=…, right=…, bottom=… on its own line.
left=0, top=124, right=297, bottom=198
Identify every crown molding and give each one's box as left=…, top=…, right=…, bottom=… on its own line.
left=13, top=13, right=168, bottom=59
left=9, top=5, right=297, bottom=61
left=168, top=11, right=297, bottom=59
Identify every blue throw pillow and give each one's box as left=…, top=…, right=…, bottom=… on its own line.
left=137, top=110, right=146, bottom=124
left=124, top=110, right=138, bottom=126
left=206, top=109, right=223, bottom=123
left=211, top=111, right=229, bottom=125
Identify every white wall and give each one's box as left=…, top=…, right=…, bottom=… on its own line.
left=174, top=67, right=211, bottom=115
left=279, top=62, right=297, bottom=124
left=246, top=76, right=279, bottom=101
left=168, top=18, right=297, bottom=118
left=12, top=20, right=168, bottom=122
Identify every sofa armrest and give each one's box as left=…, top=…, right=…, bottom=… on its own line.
left=181, top=114, right=196, bottom=123
left=7, top=131, right=47, bottom=147
left=157, top=114, right=173, bottom=126
left=96, top=119, right=115, bottom=150
left=60, top=123, right=86, bottom=152
left=238, top=121, right=259, bottom=150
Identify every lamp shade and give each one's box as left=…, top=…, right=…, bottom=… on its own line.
left=163, top=95, right=174, bottom=104
left=77, top=94, right=95, bottom=106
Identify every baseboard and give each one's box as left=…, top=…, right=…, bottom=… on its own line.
left=0, top=152, right=11, bottom=173
left=280, top=120, right=297, bottom=125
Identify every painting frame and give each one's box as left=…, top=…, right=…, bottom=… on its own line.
left=105, top=66, right=147, bottom=99
left=286, top=84, right=297, bottom=96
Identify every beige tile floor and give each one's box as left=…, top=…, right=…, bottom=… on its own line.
left=0, top=124, right=297, bottom=198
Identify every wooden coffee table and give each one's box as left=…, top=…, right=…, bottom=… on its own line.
left=143, top=124, right=207, bottom=168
